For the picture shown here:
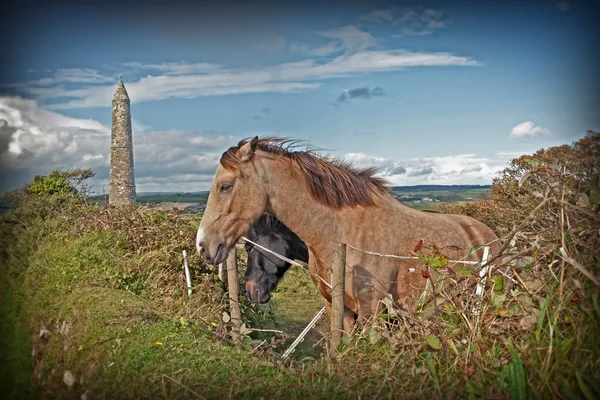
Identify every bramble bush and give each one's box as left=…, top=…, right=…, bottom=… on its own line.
left=1, top=131, right=599, bottom=398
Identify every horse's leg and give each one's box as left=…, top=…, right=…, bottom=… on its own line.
left=356, top=298, right=385, bottom=326
left=343, top=307, right=356, bottom=335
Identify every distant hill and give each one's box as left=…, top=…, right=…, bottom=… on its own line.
left=83, top=185, right=491, bottom=212
left=137, top=191, right=210, bottom=196
left=92, top=186, right=490, bottom=198
left=391, top=185, right=491, bottom=192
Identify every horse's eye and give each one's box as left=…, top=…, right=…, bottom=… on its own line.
left=219, top=183, right=233, bottom=192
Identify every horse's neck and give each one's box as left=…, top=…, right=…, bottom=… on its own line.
left=263, top=159, right=337, bottom=253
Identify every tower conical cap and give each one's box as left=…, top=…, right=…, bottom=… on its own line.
left=113, top=76, right=130, bottom=101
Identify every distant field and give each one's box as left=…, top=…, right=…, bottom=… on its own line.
left=391, top=188, right=490, bottom=199
left=87, top=186, right=491, bottom=211
left=136, top=193, right=209, bottom=204
left=88, top=193, right=209, bottom=206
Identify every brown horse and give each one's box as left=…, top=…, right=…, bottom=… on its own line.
left=197, top=137, right=502, bottom=332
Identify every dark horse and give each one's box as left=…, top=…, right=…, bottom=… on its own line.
left=243, top=214, right=308, bottom=303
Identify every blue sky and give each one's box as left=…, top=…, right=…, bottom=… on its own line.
left=1, top=0, right=598, bottom=193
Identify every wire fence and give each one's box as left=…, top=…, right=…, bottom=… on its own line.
left=186, top=235, right=496, bottom=359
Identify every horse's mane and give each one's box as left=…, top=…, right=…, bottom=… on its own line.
left=220, top=137, right=390, bottom=209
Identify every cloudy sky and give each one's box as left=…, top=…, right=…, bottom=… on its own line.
left=0, top=0, right=598, bottom=194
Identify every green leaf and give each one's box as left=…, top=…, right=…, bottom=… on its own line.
left=369, top=328, right=381, bottom=345
left=590, top=188, right=600, bottom=204
left=535, top=295, right=551, bottom=343
left=491, top=292, right=507, bottom=308
left=426, top=334, right=442, bottom=350
left=242, top=335, right=253, bottom=344
left=424, top=353, right=439, bottom=387
left=359, top=286, right=371, bottom=294
left=458, top=267, right=475, bottom=276
left=509, top=303, right=522, bottom=315
left=565, top=231, right=573, bottom=244
left=506, top=341, right=527, bottom=400
left=592, top=292, right=600, bottom=325
left=578, top=193, right=590, bottom=207
left=465, top=379, right=483, bottom=395
left=576, top=371, right=596, bottom=400
left=492, top=275, right=504, bottom=292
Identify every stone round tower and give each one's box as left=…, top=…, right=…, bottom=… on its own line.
left=109, top=77, right=136, bottom=206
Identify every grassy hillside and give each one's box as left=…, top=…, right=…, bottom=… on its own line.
left=1, top=135, right=599, bottom=400
left=0, top=195, right=351, bottom=398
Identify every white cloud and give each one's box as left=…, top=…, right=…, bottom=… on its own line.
left=319, top=25, right=377, bottom=54
left=509, top=121, right=551, bottom=139
left=289, top=42, right=342, bottom=57
left=0, top=95, right=240, bottom=194
left=0, top=96, right=110, bottom=172
left=496, top=151, right=526, bottom=157
left=361, top=7, right=447, bottom=36
left=361, top=10, right=395, bottom=22
left=45, top=81, right=322, bottom=110
left=344, top=152, right=508, bottom=185
left=131, top=118, right=151, bottom=134
left=28, top=50, right=479, bottom=109
left=5, top=68, right=115, bottom=87
left=188, top=135, right=237, bottom=147
left=123, top=61, right=221, bottom=75
left=0, top=95, right=521, bottom=193
left=290, top=25, right=377, bottom=56
left=421, top=9, right=446, bottom=30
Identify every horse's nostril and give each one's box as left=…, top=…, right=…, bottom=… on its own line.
left=260, top=289, right=271, bottom=303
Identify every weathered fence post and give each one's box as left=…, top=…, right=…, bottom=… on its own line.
left=218, top=263, right=227, bottom=283
left=226, top=247, right=242, bottom=344
left=473, top=246, right=491, bottom=317
left=331, top=243, right=346, bottom=353
left=182, top=250, right=192, bottom=297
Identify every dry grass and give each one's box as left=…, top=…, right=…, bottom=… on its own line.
left=2, top=133, right=599, bottom=399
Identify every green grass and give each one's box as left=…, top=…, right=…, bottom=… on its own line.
left=2, top=187, right=598, bottom=399
left=0, top=224, right=326, bottom=398
left=257, top=266, right=329, bottom=359
left=0, top=269, right=38, bottom=399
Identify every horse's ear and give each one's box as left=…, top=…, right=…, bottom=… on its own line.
left=238, top=136, right=258, bottom=162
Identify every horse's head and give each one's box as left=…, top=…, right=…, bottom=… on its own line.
left=243, top=215, right=309, bottom=303
left=196, top=136, right=268, bottom=265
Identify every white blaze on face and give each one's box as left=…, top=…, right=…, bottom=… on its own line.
left=196, top=226, right=205, bottom=255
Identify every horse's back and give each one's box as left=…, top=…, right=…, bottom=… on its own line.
left=438, top=213, right=502, bottom=258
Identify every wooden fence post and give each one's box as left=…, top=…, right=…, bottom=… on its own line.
left=226, top=247, right=242, bottom=344
left=218, top=263, right=227, bottom=283
left=331, top=243, right=346, bottom=353
left=182, top=250, right=192, bottom=297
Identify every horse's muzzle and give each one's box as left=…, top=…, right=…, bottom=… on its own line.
left=198, top=241, right=227, bottom=265
left=244, top=280, right=271, bottom=303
